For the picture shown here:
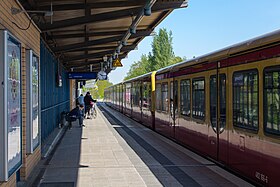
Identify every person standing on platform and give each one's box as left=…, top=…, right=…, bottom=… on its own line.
left=78, top=94, right=85, bottom=116
left=84, top=92, right=94, bottom=118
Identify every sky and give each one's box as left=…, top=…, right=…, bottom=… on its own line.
left=108, top=0, right=280, bottom=84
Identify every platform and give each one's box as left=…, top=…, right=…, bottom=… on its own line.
left=37, top=103, right=253, bottom=187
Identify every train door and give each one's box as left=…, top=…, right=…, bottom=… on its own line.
left=140, top=81, right=143, bottom=123
left=170, top=80, right=178, bottom=138
left=120, top=84, right=123, bottom=113
left=209, top=73, right=227, bottom=162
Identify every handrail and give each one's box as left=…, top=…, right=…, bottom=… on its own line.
left=41, top=100, right=70, bottom=112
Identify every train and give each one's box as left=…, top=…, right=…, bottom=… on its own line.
left=104, top=30, right=280, bottom=186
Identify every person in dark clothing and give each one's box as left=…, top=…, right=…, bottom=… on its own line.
left=84, top=92, right=94, bottom=118
left=67, top=104, right=84, bottom=129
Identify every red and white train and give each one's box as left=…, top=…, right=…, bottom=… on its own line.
left=104, top=30, right=280, bottom=186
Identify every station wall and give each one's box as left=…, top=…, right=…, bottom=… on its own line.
left=40, top=41, right=70, bottom=143
left=0, top=0, right=41, bottom=186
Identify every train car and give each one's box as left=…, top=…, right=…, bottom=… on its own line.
left=121, top=72, right=156, bottom=128
left=104, top=29, right=280, bottom=186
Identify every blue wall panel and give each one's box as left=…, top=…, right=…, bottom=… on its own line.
left=40, top=40, right=70, bottom=142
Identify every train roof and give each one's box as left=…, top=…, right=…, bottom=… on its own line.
left=105, top=71, right=153, bottom=90
left=122, top=72, right=153, bottom=83
left=156, top=29, right=280, bottom=74
left=107, top=28, right=280, bottom=86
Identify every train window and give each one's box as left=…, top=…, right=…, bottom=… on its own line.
left=142, top=82, right=151, bottom=111
left=264, top=67, right=280, bottom=135
left=192, top=78, right=205, bottom=119
left=137, top=83, right=141, bottom=107
left=210, top=74, right=226, bottom=132
left=161, top=83, right=168, bottom=111
left=233, top=70, right=258, bottom=130
left=180, top=79, right=191, bottom=117
left=123, top=85, right=126, bottom=106
left=156, top=83, right=161, bottom=110
left=116, top=86, right=119, bottom=106
left=132, top=82, right=140, bottom=107
left=125, top=83, right=131, bottom=109
left=170, top=81, right=178, bottom=120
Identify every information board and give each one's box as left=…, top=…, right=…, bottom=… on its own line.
left=68, top=72, right=97, bottom=79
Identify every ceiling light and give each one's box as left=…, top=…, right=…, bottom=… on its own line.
left=144, top=6, right=151, bottom=16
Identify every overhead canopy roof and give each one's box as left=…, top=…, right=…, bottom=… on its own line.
left=19, top=0, right=188, bottom=74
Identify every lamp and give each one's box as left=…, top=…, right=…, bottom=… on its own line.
left=130, top=26, right=136, bottom=34
left=113, top=52, right=117, bottom=60
left=11, top=7, right=53, bottom=16
left=144, top=6, right=152, bottom=16
left=11, top=3, right=53, bottom=23
left=122, top=41, right=127, bottom=46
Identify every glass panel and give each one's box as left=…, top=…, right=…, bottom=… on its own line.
left=210, top=76, right=217, bottom=127
left=136, top=83, right=140, bottom=107
left=116, top=85, right=120, bottom=105
left=132, top=83, right=136, bottom=107
left=220, top=75, right=226, bottom=130
left=174, top=81, right=178, bottom=118
left=7, top=36, right=22, bottom=174
left=233, top=70, right=258, bottom=130
left=161, top=83, right=168, bottom=111
left=180, top=80, right=191, bottom=116
left=156, top=84, right=161, bottom=110
left=125, top=83, right=131, bottom=109
left=264, top=67, right=280, bottom=135
left=170, top=81, right=178, bottom=120
left=210, top=75, right=226, bottom=132
left=142, top=82, right=151, bottom=111
left=32, top=55, right=39, bottom=150
left=192, top=79, right=205, bottom=119
left=170, top=82, right=174, bottom=118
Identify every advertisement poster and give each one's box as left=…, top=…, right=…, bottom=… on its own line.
left=32, top=55, right=39, bottom=150
left=7, top=36, right=22, bottom=174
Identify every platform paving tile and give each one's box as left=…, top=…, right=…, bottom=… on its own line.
left=101, top=103, right=254, bottom=187
left=38, top=104, right=253, bottom=187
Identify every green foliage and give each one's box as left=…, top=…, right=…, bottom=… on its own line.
left=124, top=55, right=149, bottom=80
left=84, top=80, right=113, bottom=99
left=96, top=80, right=113, bottom=99
left=89, top=87, right=99, bottom=99
left=82, top=86, right=87, bottom=93
left=149, top=28, right=175, bottom=70
left=124, top=28, right=183, bottom=80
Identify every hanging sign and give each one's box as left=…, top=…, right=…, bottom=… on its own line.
left=112, top=58, right=123, bottom=67
left=68, top=72, right=97, bottom=79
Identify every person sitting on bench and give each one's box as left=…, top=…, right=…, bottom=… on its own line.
left=67, top=104, right=84, bottom=129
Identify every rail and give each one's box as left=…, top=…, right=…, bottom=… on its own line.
left=41, top=100, right=70, bottom=112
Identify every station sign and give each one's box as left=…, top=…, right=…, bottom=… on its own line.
left=68, top=72, right=97, bottom=79
left=112, top=58, right=123, bottom=67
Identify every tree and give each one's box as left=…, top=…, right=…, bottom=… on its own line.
left=124, top=55, right=149, bottom=80
left=149, top=28, right=175, bottom=70
left=96, top=80, right=113, bottom=99
left=124, top=28, right=183, bottom=80
left=83, top=80, right=113, bottom=99
left=89, top=87, right=99, bottom=99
